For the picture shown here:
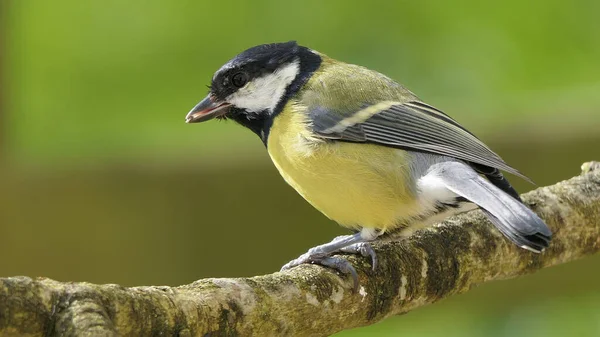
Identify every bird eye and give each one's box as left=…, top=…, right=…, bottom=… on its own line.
left=231, top=72, right=248, bottom=88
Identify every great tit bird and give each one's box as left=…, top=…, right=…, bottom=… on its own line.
left=186, top=41, right=551, bottom=283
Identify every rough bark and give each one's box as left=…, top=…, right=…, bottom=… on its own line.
left=1, top=162, right=599, bottom=337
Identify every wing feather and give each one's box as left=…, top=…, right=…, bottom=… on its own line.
left=310, top=101, right=530, bottom=181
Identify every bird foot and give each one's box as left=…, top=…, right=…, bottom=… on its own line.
left=281, top=253, right=360, bottom=291
left=340, top=242, right=378, bottom=270
left=280, top=241, right=377, bottom=291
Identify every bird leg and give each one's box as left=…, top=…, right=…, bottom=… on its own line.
left=280, top=229, right=381, bottom=290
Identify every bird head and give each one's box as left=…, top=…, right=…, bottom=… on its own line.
left=185, top=41, right=321, bottom=126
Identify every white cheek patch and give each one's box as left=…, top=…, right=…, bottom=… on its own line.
left=227, top=60, right=300, bottom=113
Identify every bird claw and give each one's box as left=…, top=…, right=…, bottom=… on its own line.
left=339, top=242, right=378, bottom=271
left=280, top=252, right=315, bottom=271
left=318, top=256, right=360, bottom=292
left=281, top=254, right=360, bottom=291
left=280, top=241, right=377, bottom=292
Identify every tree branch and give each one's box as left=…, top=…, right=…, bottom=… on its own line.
left=1, top=162, right=599, bottom=337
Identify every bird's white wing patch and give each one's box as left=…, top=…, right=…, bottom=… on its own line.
left=227, top=60, right=300, bottom=113
left=414, top=170, right=477, bottom=225
left=417, top=172, right=458, bottom=208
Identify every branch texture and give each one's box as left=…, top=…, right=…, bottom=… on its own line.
left=1, top=162, right=599, bottom=337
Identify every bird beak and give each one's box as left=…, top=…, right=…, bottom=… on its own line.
left=185, top=95, right=231, bottom=123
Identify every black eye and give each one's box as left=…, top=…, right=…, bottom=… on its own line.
left=231, top=72, right=248, bottom=88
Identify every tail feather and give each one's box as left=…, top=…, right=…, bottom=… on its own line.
left=432, top=162, right=552, bottom=252
left=471, top=163, right=522, bottom=201
left=480, top=209, right=550, bottom=252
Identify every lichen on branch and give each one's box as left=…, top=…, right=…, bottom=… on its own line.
left=1, top=162, right=599, bottom=337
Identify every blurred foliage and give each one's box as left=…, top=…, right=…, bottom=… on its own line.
left=4, top=0, right=600, bottom=164
left=2, top=1, right=600, bottom=336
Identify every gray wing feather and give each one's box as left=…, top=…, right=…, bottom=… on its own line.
left=311, top=101, right=531, bottom=181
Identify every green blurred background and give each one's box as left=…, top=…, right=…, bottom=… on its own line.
left=1, top=1, right=599, bottom=336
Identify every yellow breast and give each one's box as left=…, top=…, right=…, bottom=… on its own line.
left=266, top=103, right=419, bottom=231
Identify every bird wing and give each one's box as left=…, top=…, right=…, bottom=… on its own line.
left=308, top=100, right=530, bottom=182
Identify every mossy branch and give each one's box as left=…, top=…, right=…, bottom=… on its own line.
left=1, top=162, right=599, bottom=337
